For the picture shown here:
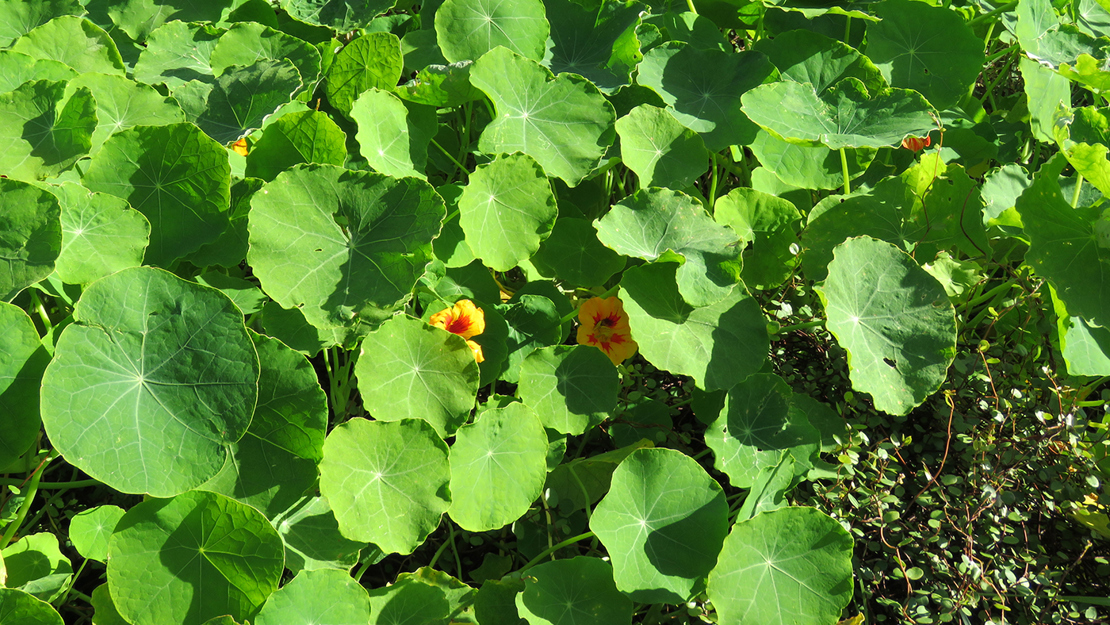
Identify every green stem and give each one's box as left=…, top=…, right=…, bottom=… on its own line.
left=685, top=0, right=697, bottom=14
left=431, top=138, right=468, bottom=179
left=967, top=1, right=1018, bottom=28
left=53, top=558, right=88, bottom=608
left=966, top=279, right=1016, bottom=309
left=517, top=531, right=596, bottom=574
left=984, top=43, right=1019, bottom=65
left=843, top=15, right=852, bottom=44
left=1, top=452, right=53, bottom=547
left=775, top=319, right=825, bottom=335
left=980, top=52, right=1015, bottom=109
left=1072, top=175, right=1084, bottom=207
left=427, top=531, right=453, bottom=570
left=0, top=478, right=99, bottom=489
left=351, top=558, right=373, bottom=582
left=707, top=155, right=719, bottom=210
left=449, top=522, right=464, bottom=578
left=569, top=469, right=593, bottom=522
left=29, top=290, right=52, bottom=333
left=839, top=147, right=851, bottom=195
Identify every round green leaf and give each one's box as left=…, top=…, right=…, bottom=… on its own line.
left=435, top=0, right=549, bottom=63
left=107, top=491, right=285, bottom=625
left=742, top=78, right=936, bottom=150
left=458, top=152, right=558, bottom=271
left=707, top=507, right=854, bottom=625
left=620, top=262, right=768, bottom=391
left=352, top=88, right=438, bottom=178
left=713, top=187, right=802, bottom=290
left=471, top=47, right=616, bottom=186
left=47, top=182, right=149, bottom=285
left=249, top=164, right=445, bottom=331
left=319, top=418, right=451, bottom=554
left=0, top=588, right=63, bottom=625
left=12, top=16, right=124, bottom=76
left=106, top=0, right=234, bottom=42
left=616, top=104, right=709, bottom=190
left=245, top=109, right=347, bottom=181
left=188, top=177, right=260, bottom=270
left=531, top=217, right=626, bottom=288
left=518, top=345, right=619, bottom=435
left=255, top=569, right=371, bottom=625
left=65, top=72, right=186, bottom=154
left=866, top=0, right=985, bottom=110
left=752, top=29, right=885, bottom=96
left=516, top=557, right=632, bottom=625
left=82, top=122, right=231, bottom=267
left=211, top=22, right=323, bottom=91
left=0, top=303, right=50, bottom=468
left=748, top=129, right=875, bottom=191
left=280, top=0, right=396, bottom=32
left=41, top=267, right=259, bottom=497
left=196, top=59, right=303, bottom=145
left=200, top=331, right=327, bottom=519
left=272, top=496, right=368, bottom=574
left=0, top=50, right=76, bottom=92
left=596, top=188, right=742, bottom=307
left=1, top=533, right=72, bottom=602
left=498, top=294, right=563, bottom=384
left=325, top=32, right=403, bottom=116
left=590, top=448, right=728, bottom=604
left=0, top=179, right=60, bottom=301
left=543, top=0, right=644, bottom=93
left=703, top=373, right=820, bottom=488
left=68, top=505, right=126, bottom=563
left=0, top=79, right=96, bottom=182
left=90, top=584, right=128, bottom=625
left=0, top=0, right=83, bottom=47
left=816, top=236, right=956, bottom=416
left=366, top=574, right=451, bottom=624
left=397, top=61, right=483, bottom=108
left=448, top=403, right=549, bottom=531
left=637, top=43, right=774, bottom=151
left=355, top=315, right=480, bottom=438
left=133, top=21, right=224, bottom=90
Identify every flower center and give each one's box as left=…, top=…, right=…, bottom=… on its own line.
left=445, top=316, right=471, bottom=335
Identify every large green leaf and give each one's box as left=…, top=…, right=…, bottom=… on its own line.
left=1, top=534, right=72, bottom=602
left=748, top=129, right=876, bottom=191
left=248, top=164, right=445, bottom=331
left=637, top=43, right=775, bottom=151
left=354, top=315, right=480, bottom=437
left=865, top=0, right=984, bottom=110
left=713, top=188, right=802, bottom=290
left=531, top=217, right=626, bottom=288
left=816, top=236, right=956, bottom=416
left=280, top=0, right=396, bottom=31
left=518, top=345, right=619, bottom=435
left=47, top=182, right=149, bottom=286
left=319, top=418, right=451, bottom=554
left=0, top=51, right=76, bottom=92
left=498, top=293, right=563, bottom=384
left=255, top=569, right=372, bottom=625
left=0, top=588, right=63, bottom=625
left=107, top=491, right=285, bottom=625
left=133, top=21, right=224, bottom=89
left=200, top=331, right=327, bottom=519
left=1016, top=155, right=1110, bottom=327
left=435, top=0, right=549, bottom=62
left=597, top=188, right=743, bottom=306
left=0, top=80, right=96, bottom=181
left=351, top=88, right=437, bottom=178
left=621, top=262, right=767, bottom=391
left=196, top=59, right=303, bottom=145
left=470, top=47, right=616, bottom=186
left=1052, top=285, right=1110, bottom=376
left=0, top=304, right=49, bottom=469
left=615, top=104, right=709, bottom=190
left=543, top=0, right=645, bottom=93
left=366, top=573, right=451, bottom=625
left=325, top=32, right=403, bottom=116
left=707, top=507, right=854, bottom=625
left=65, top=73, right=186, bottom=154
left=211, top=21, right=323, bottom=92
left=458, top=152, right=558, bottom=271
left=68, top=505, right=126, bottom=563
left=12, top=16, right=125, bottom=76
left=105, top=0, right=236, bottom=42
left=0, top=179, right=61, bottom=301
left=448, top=403, right=549, bottom=531
left=516, top=557, right=632, bottom=625
left=741, top=78, right=936, bottom=149
left=271, top=496, right=368, bottom=573
left=82, top=122, right=231, bottom=267
left=703, top=373, right=821, bottom=487
left=397, top=61, right=482, bottom=108
left=245, top=109, right=347, bottom=181
left=40, top=267, right=259, bottom=497
left=0, top=0, right=83, bottom=47
left=752, top=29, right=885, bottom=96
left=590, top=448, right=728, bottom=604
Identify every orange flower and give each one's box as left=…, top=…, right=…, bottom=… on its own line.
left=901, top=135, right=930, bottom=151
left=577, top=296, right=638, bottom=365
left=430, top=300, right=485, bottom=363
left=232, top=137, right=249, bottom=156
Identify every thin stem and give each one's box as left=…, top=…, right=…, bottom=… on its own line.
left=775, top=319, right=825, bottom=335
left=1, top=452, right=53, bottom=547
left=967, top=1, right=1018, bottom=27
left=427, top=531, right=453, bottom=570
left=30, top=290, right=52, bottom=333
left=1072, top=175, right=1084, bottom=207
left=0, top=478, right=99, bottom=489
left=685, top=0, right=697, bottom=14
left=449, top=523, right=464, bottom=578
left=516, top=531, right=596, bottom=574
left=839, top=147, right=851, bottom=195
left=351, top=558, right=373, bottom=582
left=984, top=43, right=1019, bottom=65
left=966, top=279, right=1016, bottom=309
left=431, top=138, right=468, bottom=179
left=843, top=15, right=852, bottom=44
left=53, top=558, right=88, bottom=608
left=707, top=155, right=719, bottom=209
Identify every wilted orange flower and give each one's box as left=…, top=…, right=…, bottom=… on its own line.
left=577, top=296, right=637, bottom=365
left=430, top=299, right=485, bottom=363
left=901, top=135, right=930, bottom=151
left=232, top=137, right=249, bottom=156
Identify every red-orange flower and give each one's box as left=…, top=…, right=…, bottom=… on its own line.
left=577, top=296, right=638, bottom=365
left=901, top=135, right=931, bottom=151
left=430, top=300, right=485, bottom=363
left=232, top=137, right=249, bottom=156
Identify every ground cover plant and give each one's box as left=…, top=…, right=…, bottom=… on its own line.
left=1, top=0, right=1110, bottom=623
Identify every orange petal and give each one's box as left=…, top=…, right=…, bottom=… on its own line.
left=466, top=340, right=485, bottom=363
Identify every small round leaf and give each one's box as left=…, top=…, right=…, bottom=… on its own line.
left=518, top=345, right=619, bottom=435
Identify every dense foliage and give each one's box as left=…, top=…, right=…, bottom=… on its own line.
left=0, top=0, right=1108, bottom=624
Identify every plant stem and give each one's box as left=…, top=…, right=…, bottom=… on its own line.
left=30, top=290, right=52, bottom=333
left=707, top=155, right=719, bottom=209
left=685, top=0, right=697, bottom=14
left=431, top=138, right=468, bottom=179
left=843, top=15, right=852, bottom=44
left=840, top=147, right=851, bottom=195
left=449, top=522, right=464, bottom=578
left=516, top=531, right=595, bottom=574
left=1072, top=175, right=1084, bottom=207
left=0, top=452, right=53, bottom=547
left=984, top=43, right=1019, bottom=65
left=351, top=558, right=373, bottom=582
left=775, top=319, right=825, bottom=335
left=0, top=478, right=99, bottom=489
left=967, top=1, right=1018, bottom=27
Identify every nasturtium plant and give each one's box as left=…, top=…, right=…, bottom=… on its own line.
left=0, top=179, right=61, bottom=301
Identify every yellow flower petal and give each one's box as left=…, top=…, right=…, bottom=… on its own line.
left=429, top=299, right=485, bottom=339
left=576, top=296, right=637, bottom=365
